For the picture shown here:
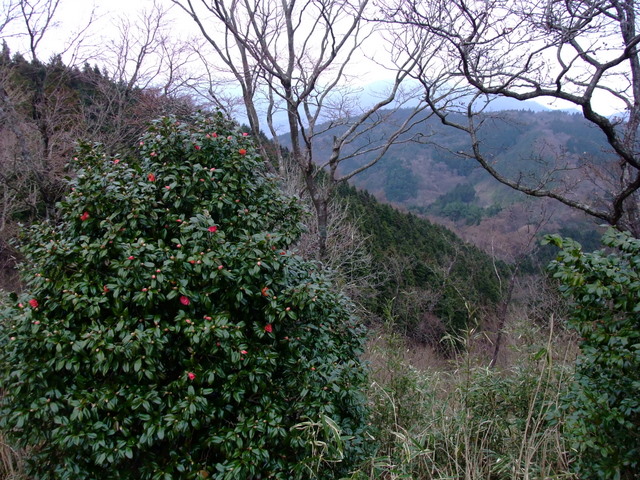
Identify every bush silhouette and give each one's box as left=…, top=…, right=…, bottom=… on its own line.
left=0, top=113, right=369, bottom=479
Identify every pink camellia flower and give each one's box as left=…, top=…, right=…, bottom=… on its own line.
left=147, top=173, right=156, bottom=182
left=242, top=132, right=249, bottom=137
left=264, top=324, right=273, bottom=333
left=80, top=211, right=90, bottom=221
left=113, top=158, right=120, bottom=164
left=28, top=299, right=39, bottom=308
left=128, top=255, right=134, bottom=260
left=150, top=151, right=157, bottom=157
left=179, top=295, right=190, bottom=306
left=238, top=148, right=247, bottom=155
left=240, top=350, right=248, bottom=355
left=187, top=372, right=196, bottom=381
left=208, top=226, right=218, bottom=233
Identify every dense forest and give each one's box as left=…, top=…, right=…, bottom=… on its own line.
left=1, top=0, right=639, bottom=479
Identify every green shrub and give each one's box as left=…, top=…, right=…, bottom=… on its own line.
left=546, top=229, right=640, bottom=479
left=0, top=113, right=369, bottom=480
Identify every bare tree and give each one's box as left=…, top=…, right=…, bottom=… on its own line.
left=1, top=0, right=20, bottom=35
left=19, top=0, right=62, bottom=61
left=14, top=0, right=94, bottom=64
left=172, top=0, right=431, bottom=258
left=381, top=0, right=640, bottom=237
left=0, top=1, right=198, bottom=290
left=83, top=1, right=199, bottom=153
left=102, top=2, right=197, bottom=94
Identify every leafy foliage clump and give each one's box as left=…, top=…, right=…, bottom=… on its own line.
left=546, top=229, right=640, bottom=479
left=0, top=113, right=369, bottom=480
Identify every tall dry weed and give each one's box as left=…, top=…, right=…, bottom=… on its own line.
left=353, top=310, right=578, bottom=480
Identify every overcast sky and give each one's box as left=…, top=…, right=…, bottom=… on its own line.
left=1, top=0, right=622, bottom=118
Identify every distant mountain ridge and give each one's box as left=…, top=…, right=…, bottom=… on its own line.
left=282, top=108, right=613, bottom=257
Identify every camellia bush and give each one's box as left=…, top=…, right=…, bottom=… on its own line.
left=546, top=229, right=640, bottom=480
left=0, top=113, right=369, bottom=480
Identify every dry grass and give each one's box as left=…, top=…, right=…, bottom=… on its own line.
left=352, top=297, right=579, bottom=480
left=0, top=431, right=24, bottom=480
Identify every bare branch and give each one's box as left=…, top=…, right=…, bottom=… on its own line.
left=173, top=0, right=430, bottom=257
left=382, top=0, right=640, bottom=236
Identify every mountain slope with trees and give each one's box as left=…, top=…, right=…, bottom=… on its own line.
left=335, top=184, right=505, bottom=348
left=2, top=0, right=639, bottom=478
left=295, top=107, right=612, bottom=259
left=307, top=108, right=613, bottom=211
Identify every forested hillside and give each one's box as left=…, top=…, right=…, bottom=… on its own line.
left=335, top=184, right=505, bottom=347
left=2, top=0, right=639, bottom=478
left=302, top=108, right=612, bottom=258
left=309, top=108, right=612, bottom=207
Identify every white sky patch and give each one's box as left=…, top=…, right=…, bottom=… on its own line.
left=1, top=0, right=625, bottom=119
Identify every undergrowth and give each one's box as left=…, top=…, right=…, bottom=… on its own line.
left=354, top=313, right=578, bottom=480
left=1, top=299, right=580, bottom=480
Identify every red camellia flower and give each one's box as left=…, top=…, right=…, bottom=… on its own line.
left=80, top=211, right=89, bottom=221
left=238, top=148, right=247, bottom=155
left=261, top=286, right=269, bottom=297
left=28, top=299, right=39, bottom=308
left=264, top=324, right=273, bottom=333
left=179, top=296, right=190, bottom=306
left=208, top=226, right=218, bottom=233
left=194, top=145, right=201, bottom=150
left=147, top=173, right=156, bottom=182
left=187, top=372, right=196, bottom=381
